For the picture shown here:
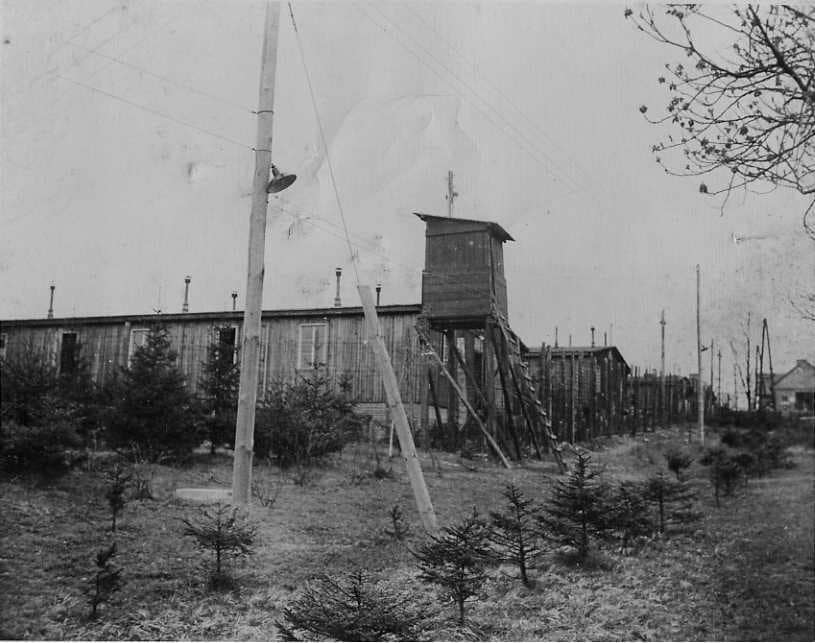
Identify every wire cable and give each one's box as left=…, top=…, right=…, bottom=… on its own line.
left=358, top=3, right=583, bottom=195
left=65, top=41, right=257, bottom=115
left=57, top=75, right=254, bottom=150
left=397, top=3, right=606, bottom=204
left=288, top=2, right=361, bottom=285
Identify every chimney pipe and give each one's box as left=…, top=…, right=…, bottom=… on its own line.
left=375, top=282, right=382, bottom=306
left=604, top=331, right=608, bottom=347
left=231, top=291, right=238, bottom=311
left=590, top=326, right=596, bottom=348
left=568, top=334, right=572, bottom=347
left=47, top=282, right=55, bottom=319
left=554, top=326, right=558, bottom=348
left=334, top=267, right=342, bottom=307
left=182, top=275, right=191, bottom=313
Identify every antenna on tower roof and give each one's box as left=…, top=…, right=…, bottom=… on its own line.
left=445, top=170, right=459, bottom=218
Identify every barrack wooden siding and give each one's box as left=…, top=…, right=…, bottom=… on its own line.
left=0, top=305, right=434, bottom=416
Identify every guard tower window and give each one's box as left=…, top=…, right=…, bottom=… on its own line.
left=298, top=323, right=327, bottom=370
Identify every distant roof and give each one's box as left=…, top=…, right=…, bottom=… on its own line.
left=0, top=303, right=423, bottom=328
left=413, top=212, right=514, bottom=242
left=774, top=359, right=815, bottom=390
left=525, top=345, right=631, bottom=374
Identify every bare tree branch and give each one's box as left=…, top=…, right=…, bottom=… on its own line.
left=628, top=5, right=815, bottom=211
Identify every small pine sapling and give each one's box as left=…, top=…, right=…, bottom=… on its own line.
left=664, top=449, right=693, bottom=481
left=700, top=447, right=742, bottom=506
left=182, top=503, right=256, bottom=590
left=538, top=449, right=614, bottom=563
left=276, top=570, right=432, bottom=641
left=609, top=481, right=654, bottom=552
left=104, top=464, right=131, bottom=532
left=642, top=472, right=698, bottom=533
left=89, top=542, right=122, bottom=619
left=384, top=504, right=411, bottom=540
left=487, top=482, right=544, bottom=586
left=413, top=508, right=489, bottom=626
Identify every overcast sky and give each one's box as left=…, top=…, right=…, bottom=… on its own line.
left=2, top=1, right=813, bottom=399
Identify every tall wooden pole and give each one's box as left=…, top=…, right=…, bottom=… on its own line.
left=717, top=347, right=722, bottom=408
left=232, top=1, right=281, bottom=506
left=359, top=286, right=438, bottom=532
left=660, top=309, right=666, bottom=426
left=764, top=319, right=775, bottom=410
left=733, top=362, right=739, bottom=411
left=696, top=265, right=704, bottom=444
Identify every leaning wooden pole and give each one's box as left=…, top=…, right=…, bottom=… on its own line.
left=359, top=286, right=438, bottom=532
left=232, top=1, right=281, bottom=506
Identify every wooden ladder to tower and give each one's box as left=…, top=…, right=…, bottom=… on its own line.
left=490, top=305, right=567, bottom=473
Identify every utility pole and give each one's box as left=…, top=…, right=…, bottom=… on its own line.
left=659, top=310, right=666, bottom=376
left=445, top=170, right=458, bottom=218
left=717, top=347, right=722, bottom=407
left=696, top=265, right=704, bottom=444
left=745, top=312, right=752, bottom=411
left=660, top=309, right=666, bottom=426
left=232, top=0, right=288, bottom=506
left=763, top=318, right=775, bottom=410
left=733, top=361, right=739, bottom=411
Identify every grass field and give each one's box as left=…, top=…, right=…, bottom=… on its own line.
left=1, top=426, right=813, bottom=641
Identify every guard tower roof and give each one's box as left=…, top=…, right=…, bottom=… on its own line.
left=413, top=212, right=514, bottom=242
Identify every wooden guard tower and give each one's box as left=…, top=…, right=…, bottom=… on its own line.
left=414, top=212, right=565, bottom=471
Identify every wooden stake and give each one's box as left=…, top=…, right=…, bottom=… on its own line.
left=232, top=1, right=281, bottom=506
left=360, top=286, right=437, bottom=532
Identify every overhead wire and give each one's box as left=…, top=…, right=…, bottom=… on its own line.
left=274, top=201, right=510, bottom=306
left=12, top=4, right=137, bottom=97
left=358, top=4, right=622, bottom=222
left=288, top=2, right=361, bottom=285
left=356, top=3, right=584, bottom=196
left=56, top=75, right=255, bottom=151
left=397, top=3, right=607, bottom=206
left=64, top=41, right=257, bottom=115
left=3, top=6, right=208, bottom=227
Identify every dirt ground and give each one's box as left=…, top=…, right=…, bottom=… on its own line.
left=1, top=425, right=813, bottom=640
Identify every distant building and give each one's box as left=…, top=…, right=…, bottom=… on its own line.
left=773, top=359, right=815, bottom=415
left=524, top=346, right=630, bottom=440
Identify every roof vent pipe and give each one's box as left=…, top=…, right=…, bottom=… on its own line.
left=182, top=276, right=191, bottom=313
left=334, top=267, right=342, bottom=307
left=591, top=326, right=596, bottom=348
left=47, top=282, right=55, bottom=319
left=375, top=282, right=382, bottom=306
